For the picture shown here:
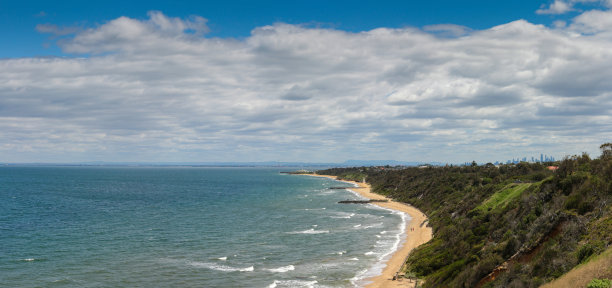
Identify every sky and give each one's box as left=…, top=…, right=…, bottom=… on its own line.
left=0, top=0, right=611, bottom=163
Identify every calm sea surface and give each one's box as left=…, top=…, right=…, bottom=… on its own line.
left=0, top=167, right=407, bottom=287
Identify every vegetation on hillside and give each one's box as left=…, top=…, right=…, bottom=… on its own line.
left=319, top=143, right=612, bottom=287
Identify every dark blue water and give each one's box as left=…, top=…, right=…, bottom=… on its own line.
left=0, top=167, right=406, bottom=287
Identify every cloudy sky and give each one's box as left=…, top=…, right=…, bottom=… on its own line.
left=1, top=0, right=611, bottom=163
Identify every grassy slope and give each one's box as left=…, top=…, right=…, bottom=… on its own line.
left=476, top=183, right=531, bottom=212
left=540, top=246, right=612, bottom=288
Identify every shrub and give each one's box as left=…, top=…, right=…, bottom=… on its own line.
left=564, top=194, right=582, bottom=210
left=577, top=244, right=595, bottom=263
left=587, top=278, right=612, bottom=288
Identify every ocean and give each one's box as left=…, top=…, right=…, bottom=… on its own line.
left=0, top=167, right=407, bottom=287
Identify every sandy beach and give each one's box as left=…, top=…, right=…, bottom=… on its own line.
left=305, top=174, right=433, bottom=288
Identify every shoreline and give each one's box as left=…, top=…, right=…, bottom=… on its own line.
left=303, top=174, right=433, bottom=288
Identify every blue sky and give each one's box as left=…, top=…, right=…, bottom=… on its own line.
left=0, top=0, right=611, bottom=163
left=0, top=0, right=589, bottom=58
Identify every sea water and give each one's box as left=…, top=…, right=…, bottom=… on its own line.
left=0, top=167, right=407, bottom=287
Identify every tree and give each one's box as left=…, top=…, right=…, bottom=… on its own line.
left=600, top=143, right=612, bottom=159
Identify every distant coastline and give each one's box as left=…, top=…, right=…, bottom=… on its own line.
left=0, top=160, right=433, bottom=168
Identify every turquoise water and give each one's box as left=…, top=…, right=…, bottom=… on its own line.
left=0, top=167, right=407, bottom=287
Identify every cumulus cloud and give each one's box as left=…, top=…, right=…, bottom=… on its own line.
left=2, top=10, right=611, bottom=163
left=537, top=0, right=574, bottom=14
left=569, top=9, right=612, bottom=35
left=63, top=11, right=209, bottom=54
left=536, top=0, right=608, bottom=15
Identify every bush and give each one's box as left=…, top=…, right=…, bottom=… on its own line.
left=587, top=278, right=612, bottom=288
left=564, top=194, right=582, bottom=210
left=577, top=244, right=595, bottom=263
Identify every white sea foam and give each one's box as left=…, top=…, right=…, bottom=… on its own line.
left=217, top=257, right=227, bottom=261
left=287, top=228, right=329, bottom=234
left=364, top=251, right=375, bottom=255
left=349, top=257, right=359, bottom=261
left=351, top=206, right=410, bottom=287
left=336, top=250, right=346, bottom=255
left=353, top=224, right=362, bottom=228
left=268, top=280, right=318, bottom=288
left=351, top=269, right=370, bottom=286
left=188, top=261, right=254, bottom=272
left=317, top=190, right=336, bottom=195
left=375, top=240, right=395, bottom=248
left=265, top=265, right=295, bottom=273
left=363, top=222, right=384, bottom=229
left=343, top=186, right=369, bottom=200
left=331, top=212, right=355, bottom=219
left=22, top=258, right=35, bottom=262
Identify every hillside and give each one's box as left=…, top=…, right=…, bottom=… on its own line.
left=319, top=144, right=612, bottom=287
left=540, top=246, right=612, bottom=288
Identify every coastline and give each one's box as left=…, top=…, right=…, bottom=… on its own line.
left=303, top=174, right=433, bottom=288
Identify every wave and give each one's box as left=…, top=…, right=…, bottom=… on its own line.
left=363, top=222, right=384, bottom=229
left=350, top=269, right=370, bottom=286
left=364, top=251, right=375, bottom=255
left=265, top=265, right=295, bottom=273
left=353, top=222, right=383, bottom=229
left=287, top=228, right=329, bottom=234
left=349, top=257, right=359, bottom=261
left=188, top=261, right=253, bottom=272
left=268, top=280, right=318, bottom=288
left=217, top=257, right=227, bottom=261
left=352, top=207, right=409, bottom=286
left=331, top=212, right=355, bottom=219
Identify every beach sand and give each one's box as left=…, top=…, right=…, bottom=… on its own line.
left=305, top=174, right=433, bottom=288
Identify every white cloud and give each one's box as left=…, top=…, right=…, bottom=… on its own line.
left=569, top=9, right=612, bottom=35
left=36, top=24, right=80, bottom=36
left=536, top=0, right=610, bottom=14
left=422, top=24, right=472, bottom=37
left=537, top=0, right=574, bottom=14
left=2, top=11, right=611, bottom=163
left=63, top=11, right=209, bottom=54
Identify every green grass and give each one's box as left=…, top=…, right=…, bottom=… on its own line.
left=476, top=183, right=531, bottom=212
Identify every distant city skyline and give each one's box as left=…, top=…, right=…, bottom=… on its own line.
left=0, top=1, right=610, bottom=163
left=494, top=153, right=557, bottom=165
